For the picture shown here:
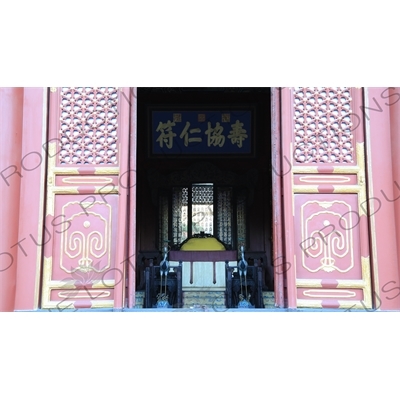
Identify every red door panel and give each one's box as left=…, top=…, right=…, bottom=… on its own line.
left=281, top=87, right=372, bottom=309
left=41, top=87, right=130, bottom=309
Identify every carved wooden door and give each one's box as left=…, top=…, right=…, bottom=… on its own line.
left=281, top=87, right=372, bottom=309
left=41, top=87, right=131, bottom=309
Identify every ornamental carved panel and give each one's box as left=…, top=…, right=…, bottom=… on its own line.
left=293, top=87, right=354, bottom=164
left=60, top=200, right=112, bottom=276
left=294, top=194, right=362, bottom=281
left=51, top=194, right=119, bottom=284
left=59, top=87, right=119, bottom=165
left=42, top=194, right=119, bottom=308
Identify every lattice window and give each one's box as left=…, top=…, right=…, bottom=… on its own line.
left=236, top=190, right=247, bottom=247
left=158, top=195, right=169, bottom=250
left=172, top=187, right=188, bottom=245
left=217, top=187, right=233, bottom=246
left=192, top=184, right=213, bottom=235
left=169, top=184, right=246, bottom=249
left=59, top=87, right=119, bottom=165
left=192, top=184, right=213, bottom=204
left=293, top=87, right=354, bottom=163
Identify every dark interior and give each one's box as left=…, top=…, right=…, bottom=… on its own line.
left=135, top=87, right=273, bottom=290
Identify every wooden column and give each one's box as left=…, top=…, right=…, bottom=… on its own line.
left=0, top=87, right=24, bottom=311
left=14, top=88, right=47, bottom=310
left=389, top=88, right=400, bottom=288
left=128, top=88, right=137, bottom=308
left=271, top=87, right=285, bottom=307
left=366, top=87, right=400, bottom=310
left=280, top=87, right=296, bottom=309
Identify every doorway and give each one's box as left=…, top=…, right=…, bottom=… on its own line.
left=134, top=88, right=276, bottom=308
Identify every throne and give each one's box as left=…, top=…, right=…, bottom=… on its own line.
left=168, top=232, right=237, bottom=291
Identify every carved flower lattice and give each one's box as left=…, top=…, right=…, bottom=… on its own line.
left=59, top=87, right=119, bottom=165
left=293, top=87, right=354, bottom=163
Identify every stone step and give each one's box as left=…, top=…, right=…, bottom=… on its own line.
left=134, top=290, right=276, bottom=309
left=183, top=291, right=226, bottom=309
left=263, top=291, right=275, bottom=308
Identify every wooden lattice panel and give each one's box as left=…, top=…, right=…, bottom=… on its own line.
left=59, top=87, right=119, bottom=165
left=293, top=87, right=354, bottom=164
